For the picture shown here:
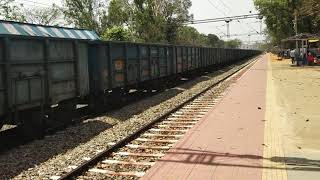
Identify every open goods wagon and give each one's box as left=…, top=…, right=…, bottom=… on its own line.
left=0, top=20, right=260, bottom=132
left=0, top=20, right=97, bottom=132
left=87, top=42, right=259, bottom=108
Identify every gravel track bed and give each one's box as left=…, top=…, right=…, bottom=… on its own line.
left=0, top=57, right=258, bottom=180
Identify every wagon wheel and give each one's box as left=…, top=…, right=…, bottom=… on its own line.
left=0, top=121, right=3, bottom=130
left=21, top=109, right=45, bottom=138
left=55, top=100, right=76, bottom=123
left=0, top=115, right=6, bottom=130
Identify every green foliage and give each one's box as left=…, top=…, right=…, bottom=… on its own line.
left=21, top=5, right=62, bottom=25
left=106, top=0, right=192, bottom=43
left=176, top=26, right=199, bottom=45
left=101, top=26, right=132, bottom=41
left=107, top=0, right=130, bottom=27
left=175, top=26, right=240, bottom=48
left=0, top=0, right=62, bottom=25
left=0, top=0, right=243, bottom=49
left=254, top=0, right=320, bottom=45
left=224, top=39, right=242, bottom=49
left=162, top=0, right=193, bottom=43
left=0, top=0, right=26, bottom=21
left=300, top=0, right=320, bottom=16
left=254, top=0, right=294, bottom=45
left=175, top=26, right=210, bottom=46
left=131, top=0, right=167, bottom=43
left=299, top=0, right=320, bottom=34
left=207, top=34, right=225, bottom=47
left=63, top=0, right=108, bottom=34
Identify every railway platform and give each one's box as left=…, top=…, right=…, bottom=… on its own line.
left=141, top=54, right=320, bottom=180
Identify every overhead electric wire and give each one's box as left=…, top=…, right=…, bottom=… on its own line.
left=186, top=14, right=261, bottom=25
left=206, top=0, right=227, bottom=16
left=215, top=0, right=263, bottom=38
left=220, top=32, right=265, bottom=38
left=216, top=0, right=232, bottom=14
left=17, top=0, right=65, bottom=9
left=20, top=0, right=54, bottom=7
left=215, top=26, right=227, bottom=37
left=15, top=1, right=50, bottom=8
left=209, top=0, right=249, bottom=36
left=202, top=0, right=263, bottom=40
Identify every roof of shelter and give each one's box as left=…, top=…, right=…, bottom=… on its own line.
left=0, top=20, right=100, bottom=40
left=282, top=33, right=320, bottom=42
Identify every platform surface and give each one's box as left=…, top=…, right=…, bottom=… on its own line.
left=142, top=56, right=268, bottom=180
left=142, top=54, right=320, bottom=180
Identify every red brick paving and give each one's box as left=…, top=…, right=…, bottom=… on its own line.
left=141, top=56, right=268, bottom=180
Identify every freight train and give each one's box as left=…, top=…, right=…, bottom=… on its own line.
left=0, top=20, right=260, bottom=134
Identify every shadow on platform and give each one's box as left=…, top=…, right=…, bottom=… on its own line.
left=158, top=148, right=320, bottom=172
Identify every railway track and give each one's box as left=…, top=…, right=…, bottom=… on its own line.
left=49, top=58, right=258, bottom=180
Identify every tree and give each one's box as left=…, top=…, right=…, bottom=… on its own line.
left=176, top=26, right=200, bottom=45
left=20, top=5, right=62, bottom=26
left=224, top=39, right=242, bottom=48
left=63, top=0, right=108, bottom=34
left=0, top=0, right=25, bottom=21
left=207, top=34, right=224, bottom=47
left=162, top=0, right=193, bottom=43
left=107, top=0, right=130, bottom=27
left=129, top=0, right=168, bottom=43
left=175, top=26, right=216, bottom=47
left=0, top=1, right=62, bottom=26
left=106, top=0, right=193, bottom=43
left=101, top=26, right=132, bottom=41
left=298, top=0, right=320, bottom=34
left=254, top=0, right=320, bottom=45
left=254, top=0, right=294, bottom=45
left=300, top=0, right=320, bottom=17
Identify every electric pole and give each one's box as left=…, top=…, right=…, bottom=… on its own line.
left=225, top=20, right=231, bottom=38
left=291, top=0, right=299, bottom=49
left=294, top=9, right=298, bottom=49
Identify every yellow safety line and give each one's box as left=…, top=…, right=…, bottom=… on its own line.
left=262, top=54, right=288, bottom=180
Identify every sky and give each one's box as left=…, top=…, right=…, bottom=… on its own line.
left=14, top=0, right=266, bottom=44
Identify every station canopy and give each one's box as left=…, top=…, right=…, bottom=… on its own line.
left=0, top=20, right=100, bottom=40
left=282, top=33, right=320, bottom=42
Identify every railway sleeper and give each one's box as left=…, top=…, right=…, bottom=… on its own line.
left=156, top=124, right=193, bottom=128
left=102, top=159, right=155, bottom=166
left=125, top=144, right=172, bottom=150
left=108, top=143, right=173, bottom=150
left=142, top=133, right=184, bottom=138
left=166, top=117, right=201, bottom=121
left=135, top=138, right=179, bottom=143
left=89, top=168, right=145, bottom=177
left=161, top=121, right=197, bottom=124
left=149, top=128, right=188, bottom=133
left=113, top=151, right=165, bottom=157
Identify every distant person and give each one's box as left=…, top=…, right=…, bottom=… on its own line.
left=295, top=48, right=300, bottom=66
left=299, top=48, right=306, bottom=66
left=307, top=52, right=315, bottom=65
left=290, top=49, right=295, bottom=64
left=286, top=49, right=291, bottom=58
left=277, top=51, right=282, bottom=60
left=302, top=48, right=308, bottom=66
